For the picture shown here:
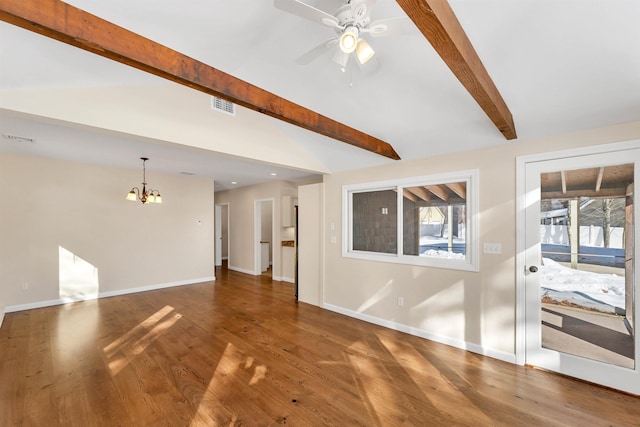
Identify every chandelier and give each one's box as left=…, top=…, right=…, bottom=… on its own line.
left=126, top=157, right=163, bottom=204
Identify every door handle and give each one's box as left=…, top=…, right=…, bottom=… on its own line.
left=529, top=265, right=539, bottom=273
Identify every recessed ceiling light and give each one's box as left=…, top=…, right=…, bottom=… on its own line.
left=270, top=173, right=277, bottom=176
left=231, top=181, right=238, bottom=185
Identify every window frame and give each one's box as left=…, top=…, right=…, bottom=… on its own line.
left=342, top=169, right=479, bottom=271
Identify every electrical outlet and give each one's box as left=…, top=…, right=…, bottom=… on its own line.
left=21, top=281, right=29, bottom=290
left=483, top=243, right=502, bottom=255
left=397, top=296, right=404, bottom=307
left=330, top=236, right=337, bottom=244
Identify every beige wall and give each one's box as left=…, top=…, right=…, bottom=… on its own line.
left=298, top=183, right=323, bottom=306
left=323, top=121, right=640, bottom=361
left=0, top=153, right=215, bottom=309
left=215, top=180, right=297, bottom=280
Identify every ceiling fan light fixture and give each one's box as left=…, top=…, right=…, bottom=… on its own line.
left=339, top=26, right=359, bottom=53
left=355, top=39, right=375, bottom=64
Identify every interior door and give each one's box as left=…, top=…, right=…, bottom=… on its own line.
left=524, top=148, right=639, bottom=395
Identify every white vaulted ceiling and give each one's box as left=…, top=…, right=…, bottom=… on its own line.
left=1, top=0, right=639, bottom=190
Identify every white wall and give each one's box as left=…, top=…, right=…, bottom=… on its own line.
left=0, top=153, right=215, bottom=310
left=322, top=121, right=640, bottom=362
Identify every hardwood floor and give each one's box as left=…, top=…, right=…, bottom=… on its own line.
left=1, top=266, right=639, bottom=426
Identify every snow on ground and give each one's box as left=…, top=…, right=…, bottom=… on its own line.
left=417, top=237, right=626, bottom=313
left=540, top=257, right=625, bottom=313
left=421, top=249, right=465, bottom=259
left=419, top=236, right=466, bottom=259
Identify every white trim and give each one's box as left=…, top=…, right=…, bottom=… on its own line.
left=517, top=138, right=640, bottom=165
left=324, top=303, right=516, bottom=364
left=4, top=277, right=215, bottom=313
left=342, top=169, right=479, bottom=272
left=0, top=307, right=4, bottom=329
left=515, top=155, right=528, bottom=365
left=276, top=276, right=295, bottom=283
left=228, top=265, right=259, bottom=275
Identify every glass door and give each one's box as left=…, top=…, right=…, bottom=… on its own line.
left=524, top=148, right=639, bottom=394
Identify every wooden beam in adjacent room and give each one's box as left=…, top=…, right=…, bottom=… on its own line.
left=0, top=0, right=401, bottom=160
left=396, top=0, right=517, bottom=140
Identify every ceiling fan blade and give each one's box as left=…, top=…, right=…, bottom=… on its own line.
left=367, top=17, right=416, bottom=38
left=274, top=0, right=340, bottom=27
left=295, top=38, right=339, bottom=65
left=350, top=0, right=376, bottom=21
left=332, top=49, right=350, bottom=69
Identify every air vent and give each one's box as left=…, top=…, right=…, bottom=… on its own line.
left=2, top=133, right=36, bottom=144
left=211, top=96, right=236, bottom=116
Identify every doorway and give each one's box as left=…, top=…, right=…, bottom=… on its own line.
left=254, top=199, right=274, bottom=276
left=517, top=141, right=640, bottom=395
left=215, top=203, right=229, bottom=268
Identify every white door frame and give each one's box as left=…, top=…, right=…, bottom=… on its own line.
left=254, top=198, right=275, bottom=275
left=214, top=203, right=229, bottom=267
left=516, top=139, right=640, bottom=394
left=215, top=205, right=222, bottom=267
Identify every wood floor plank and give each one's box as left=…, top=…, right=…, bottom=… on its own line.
left=1, top=265, right=639, bottom=426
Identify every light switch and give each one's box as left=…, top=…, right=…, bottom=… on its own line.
left=483, top=243, right=502, bottom=254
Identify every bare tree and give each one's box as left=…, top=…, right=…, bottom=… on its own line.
left=602, top=199, right=612, bottom=248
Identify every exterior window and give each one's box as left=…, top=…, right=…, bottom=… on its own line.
left=343, top=170, right=479, bottom=271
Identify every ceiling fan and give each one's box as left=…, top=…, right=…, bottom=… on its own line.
left=274, top=0, right=413, bottom=69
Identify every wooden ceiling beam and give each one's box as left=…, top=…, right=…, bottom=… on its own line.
left=396, top=0, right=517, bottom=140
left=542, top=188, right=627, bottom=200
left=595, top=167, right=605, bottom=192
left=406, top=186, right=432, bottom=202
left=445, top=182, right=466, bottom=200
left=0, top=0, right=401, bottom=160
left=403, top=189, right=419, bottom=202
left=426, top=185, right=449, bottom=201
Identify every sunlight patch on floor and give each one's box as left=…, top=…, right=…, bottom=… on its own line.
left=190, top=343, right=267, bottom=427
left=103, top=305, right=180, bottom=375
left=376, top=332, right=495, bottom=425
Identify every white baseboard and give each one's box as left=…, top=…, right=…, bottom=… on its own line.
left=228, top=265, right=259, bottom=275
left=0, top=307, right=4, bottom=329
left=323, top=303, right=516, bottom=365
left=275, top=276, right=295, bottom=284
left=5, top=276, right=215, bottom=313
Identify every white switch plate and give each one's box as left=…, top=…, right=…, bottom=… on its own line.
left=483, top=243, right=502, bottom=254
